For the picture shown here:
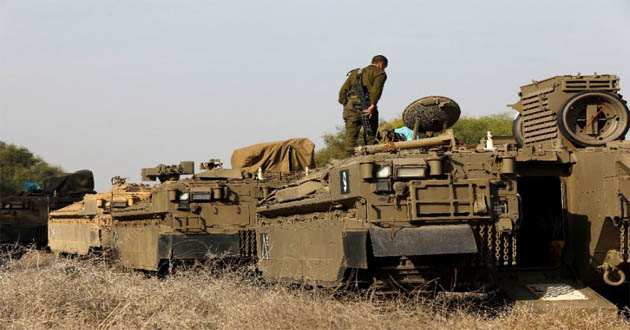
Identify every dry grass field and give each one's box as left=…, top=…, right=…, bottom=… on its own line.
left=0, top=249, right=627, bottom=330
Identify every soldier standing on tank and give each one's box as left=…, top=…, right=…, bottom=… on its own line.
left=338, top=55, right=388, bottom=156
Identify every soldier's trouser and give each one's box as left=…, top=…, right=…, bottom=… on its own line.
left=343, top=102, right=379, bottom=153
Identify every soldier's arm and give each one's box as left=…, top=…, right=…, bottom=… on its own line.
left=369, top=72, right=387, bottom=105
left=338, top=73, right=353, bottom=105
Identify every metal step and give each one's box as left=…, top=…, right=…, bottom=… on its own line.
left=498, top=271, right=617, bottom=315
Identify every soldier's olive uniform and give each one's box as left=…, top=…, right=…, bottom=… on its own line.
left=338, top=64, right=387, bottom=153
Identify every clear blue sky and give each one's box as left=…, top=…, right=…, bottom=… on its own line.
left=1, top=0, right=629, bottom=191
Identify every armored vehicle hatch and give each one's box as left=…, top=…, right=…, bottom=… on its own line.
left=402, top=96, right=461, bottom=134
left=510, top=74, right=629, bottom=148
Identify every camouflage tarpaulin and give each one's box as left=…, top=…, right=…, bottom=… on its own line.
left=231, top=138, right=316, bottom=174
left=44, top=170, right=95, bottom=197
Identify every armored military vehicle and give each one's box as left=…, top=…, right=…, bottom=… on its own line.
left=256, top=86, right=630, bottom=311
left=256, top=97, right=519, bottom=290
left=0, top=170, right=95, bottom=245
left=48, top=176, right=151, bottom=255
left=109, top=139, right=315, bottom=271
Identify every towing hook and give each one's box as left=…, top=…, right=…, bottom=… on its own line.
left=599, top=250, right=626, bottom=286
left=603, top=267, right=626, bottom=287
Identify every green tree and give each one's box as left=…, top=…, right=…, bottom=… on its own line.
left=451, top=113, right=514, bottom=145
left=314, top=113, right=515, bottom=167
left=314, top=129, right=347, bottom=168
left=0, top=141, right=63, bottom=196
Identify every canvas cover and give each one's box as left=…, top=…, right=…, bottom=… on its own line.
left=231, top=138, right=316, bottom=174
left=44, top=170, right=95, bottom=197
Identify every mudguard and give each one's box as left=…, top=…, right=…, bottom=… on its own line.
left=369, top=224, right=477, bottom=257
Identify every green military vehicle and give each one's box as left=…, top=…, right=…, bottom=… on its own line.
left=48, top=176, right=152, bottom=255
left=256, top=75, right=630, bottom=312
left=0, top=170, right=95, bottom=245
left=256, top=99, right=519, bottom=291
left=109, top=139, right=315, bottom=271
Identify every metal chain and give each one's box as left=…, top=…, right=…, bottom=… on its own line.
left=619, top=222, right=628, bottom=261
left=494, top=226, right=501, bottom=266
left=249, top=231, right=256, bottom=257
left=503, top=233, right=509, bottom=266
left=239, top=231, right=245, bottom=255
left=485, top=224, right=492, bottom=264
left=479, top=224, right=488, bottom=265
left=511, top=234, right=517, bottom=266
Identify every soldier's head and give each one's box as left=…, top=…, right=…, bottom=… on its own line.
left=371, top=55, right=388, bottom=70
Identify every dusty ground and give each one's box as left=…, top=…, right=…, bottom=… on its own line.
left=0, top=249, right=627, bottom=330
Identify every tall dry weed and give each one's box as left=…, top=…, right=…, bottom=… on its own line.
left=0, top=248, right=626, bottom=329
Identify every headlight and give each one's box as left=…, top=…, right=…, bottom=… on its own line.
left=396, top=166, right=426, bottom=178
left=376, top=165, right=392, bottom=178
left=179, top=192, right=189, bottom=201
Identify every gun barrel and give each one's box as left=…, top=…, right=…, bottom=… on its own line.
left=355, top=129, right=456, bottom=155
